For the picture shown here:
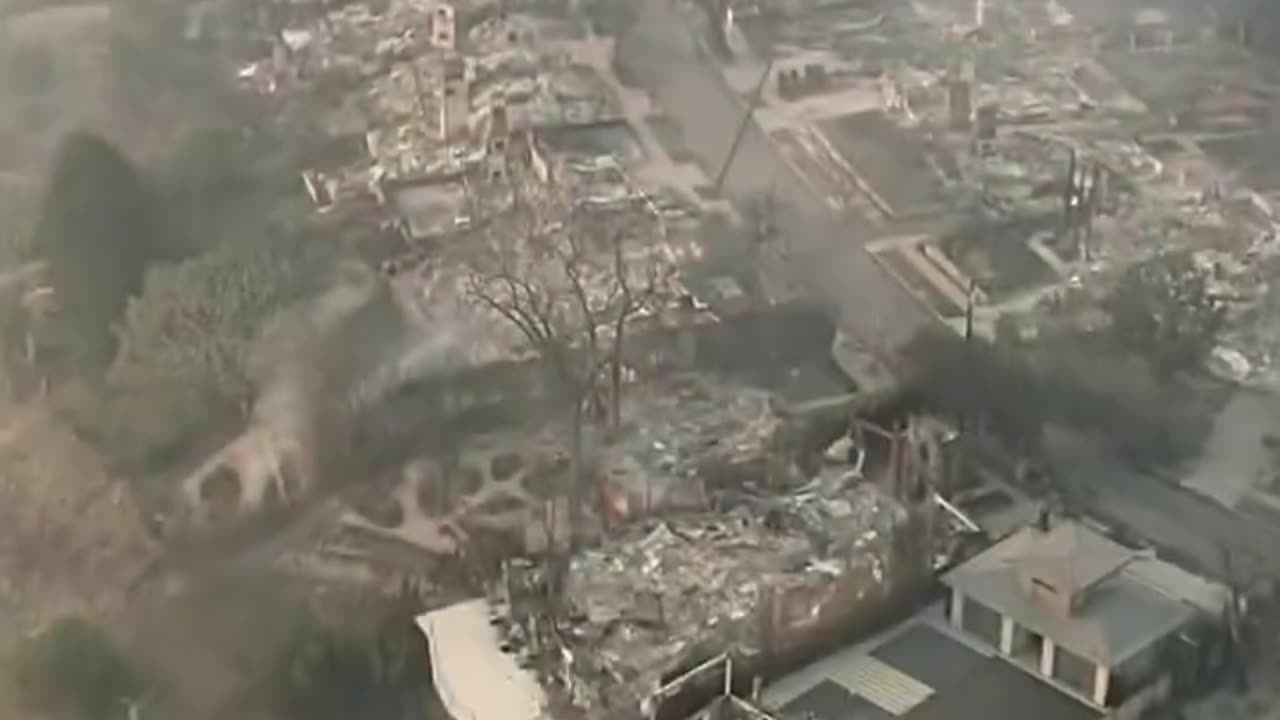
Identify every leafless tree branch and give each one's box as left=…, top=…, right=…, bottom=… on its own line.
left=458, top=160, right=680, bottom=545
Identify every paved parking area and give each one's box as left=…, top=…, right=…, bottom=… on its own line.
left=770, top=620, right=1101, bottom=720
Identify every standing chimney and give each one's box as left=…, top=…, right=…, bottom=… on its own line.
left=948, top=77, right=973, bottom=131
left=432, top=3, right=456, bottom=50
left=975, top=103, right=998, bottom=153
left=437, top=56, right=469, bottom=141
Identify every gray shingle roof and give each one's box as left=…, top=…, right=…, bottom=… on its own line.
left=942, top=522, right=1211, bottom=665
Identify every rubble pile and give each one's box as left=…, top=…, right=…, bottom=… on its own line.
left=601, top=377, right=783, bottom=515
left=502, top=478, right=906, bottom=718
left=734, top=0, right=1280, bottom=359
left=239, top=0, right=624, bottom=203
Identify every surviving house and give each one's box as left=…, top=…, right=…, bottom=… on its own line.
left=740, top=516, right=1226, bottom=720
left=943, top=517, right=1228, bottom=715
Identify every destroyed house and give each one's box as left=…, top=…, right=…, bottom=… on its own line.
left=348, top=304, right=852, bottom=460
left=943, top=518, right=1227, bottom=715
left=382, top=171, right=470, bottom=240
left=628, top=304, right=855, bottom=411
left=491, top=479, right=928, bottom=720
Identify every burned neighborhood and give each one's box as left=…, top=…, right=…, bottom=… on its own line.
left=6, top=0, right=1280, bottom=720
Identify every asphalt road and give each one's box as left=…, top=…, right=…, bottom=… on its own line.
left=1045, top=427, right=1280, bottom=587
left=616, top=0, right=933, bottom=347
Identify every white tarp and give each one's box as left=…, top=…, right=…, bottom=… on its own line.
left=416, top=599, right=547, bottom=720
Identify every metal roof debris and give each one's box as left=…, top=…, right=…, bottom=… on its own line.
left=495, top=476, right=913, bottom=719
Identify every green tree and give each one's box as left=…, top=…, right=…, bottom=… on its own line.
left=12, top=617, right=147, bottom=720
left=902, top=330, right=1046, bottom=452
left=78, top=232, right=330, bottom=479
left=153, top=125, right=307, bottom=258
left=270, top=583, right=433, bottom=720
left=33, top=132, right=158, bottom=373
left=1107, top=252, right=1226, bottom=380
left=113, top=232, right=327, bottom=413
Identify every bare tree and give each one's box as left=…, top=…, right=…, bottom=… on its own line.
left=461, top=166, right=676, bottom=545
left=602, top=210, right=675, bottom=430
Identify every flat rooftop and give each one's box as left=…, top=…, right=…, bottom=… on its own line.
left=766, top=621, right=1101, bottom=720
left=417, top=598, right=547, bottom=720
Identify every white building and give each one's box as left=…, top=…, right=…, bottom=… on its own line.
left=943, top=519, right=1227, bottom=712
left=417, top=598, right=549, bottom=720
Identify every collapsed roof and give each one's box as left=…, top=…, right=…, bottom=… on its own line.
left=498, top=476, right=912, bottom=719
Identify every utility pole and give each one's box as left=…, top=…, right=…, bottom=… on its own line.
left=408, top=60, right=431, bottom=130
left=713, top=57, right=775, bottom=193
left=1220, top=545, right=1249, bottom=692
left=1062, top=147, right=1077, bottom=234
left=964, top=278, right=977, bottom=342
left=1081, top=163, right=1103, bottom=261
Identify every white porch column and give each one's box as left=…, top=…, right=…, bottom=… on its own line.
left=1092, top=664, right=1110, bottom=706
left=999, top=616, right=1014, bottom=655
left=1039, top=638, right=1056, bottom=677
left=949, top=589, right=965, bottom=630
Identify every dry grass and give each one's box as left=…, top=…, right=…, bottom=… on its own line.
left=0, top=400, right=156, bottom=643
left=0, top=397, right=155, bottom=717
